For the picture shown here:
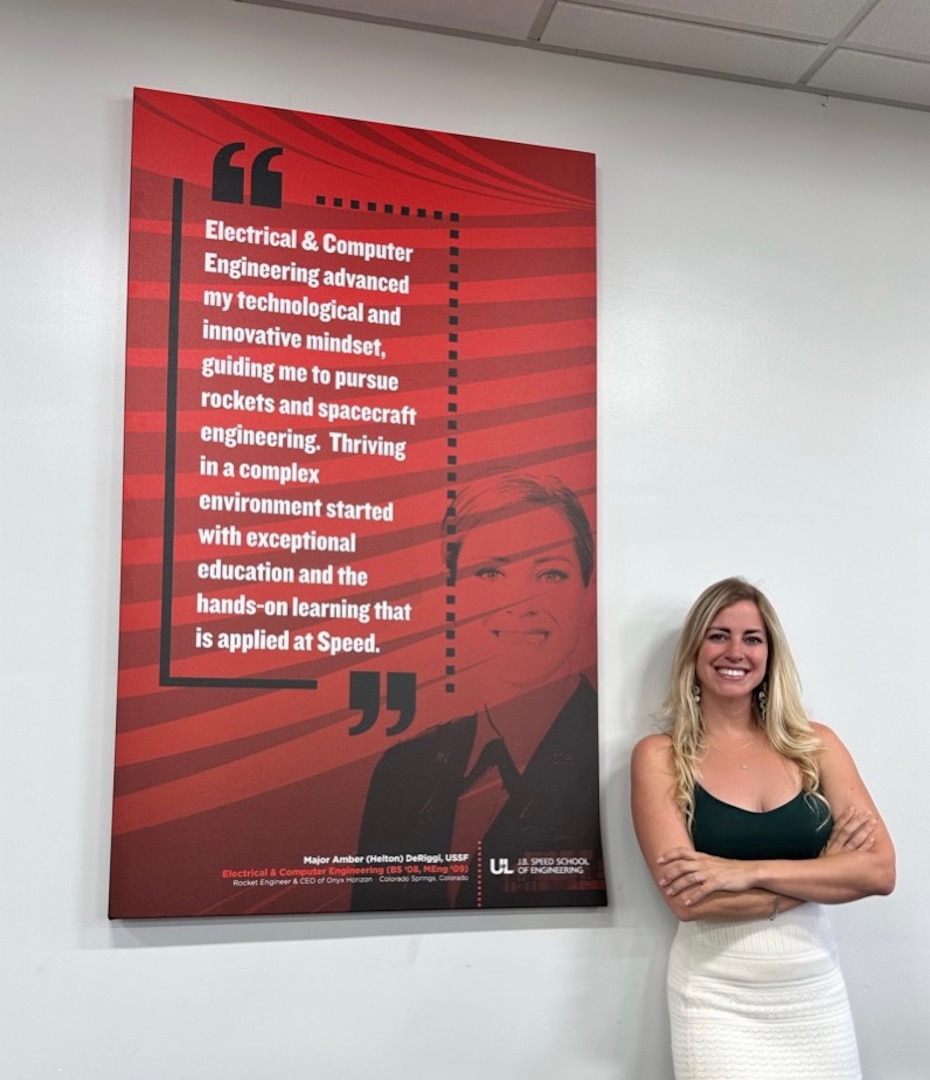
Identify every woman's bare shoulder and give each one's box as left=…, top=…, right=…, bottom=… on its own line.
left=809, top=720, right=844, bottom=750
left=631, top=731, right=673, bottom=767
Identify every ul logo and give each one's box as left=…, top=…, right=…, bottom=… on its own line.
left=212, top=143, right=284, bottom=208
left=489, top=858, right=515, bottom=876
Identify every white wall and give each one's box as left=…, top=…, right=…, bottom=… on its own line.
left=2, top=0, right=925, bottom=1076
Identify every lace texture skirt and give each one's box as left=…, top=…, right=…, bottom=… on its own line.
left=667, top=904, right=861, bottom=1080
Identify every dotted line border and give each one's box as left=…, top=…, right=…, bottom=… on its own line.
left=445, top=220, right=459, bottom=693
left=315, top=197, right=461, bottom=694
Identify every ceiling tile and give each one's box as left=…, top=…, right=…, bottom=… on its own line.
left=607, top=0, right=868, bottom=39
left=846, top=0, right=930, bottom=56
left=808, top=47, right=930, bottom=106
left=256, top=0, right=545, bottom=38
left=542, top=4, right=824, bottom=80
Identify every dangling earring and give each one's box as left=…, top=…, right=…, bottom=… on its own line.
left=691, top=683, right=701, bottom=706
left=757, top=681, right=768, bottom=720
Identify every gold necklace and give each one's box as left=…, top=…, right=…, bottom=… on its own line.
left=707, top=736, right=756, bottom=769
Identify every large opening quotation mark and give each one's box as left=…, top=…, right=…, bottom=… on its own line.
left=348, top=672, right=417, bottom=737
left=211, top=143, right=284, bottom=207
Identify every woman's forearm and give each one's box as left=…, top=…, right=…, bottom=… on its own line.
left=752, top=849, right=895, bottom=904
left=675, top=889, right=804, bottom=923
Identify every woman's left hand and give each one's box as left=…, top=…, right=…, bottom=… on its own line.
left=657, top=848, right=757, bottom=905
left=820, top=805, right=877, bottom=857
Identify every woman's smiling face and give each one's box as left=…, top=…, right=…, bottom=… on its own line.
left=455, top=505, right=591, bottom=691
left=695, top=599, right=768, bottom=705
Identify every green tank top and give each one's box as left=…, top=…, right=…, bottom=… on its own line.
left=692, top=784, right=831, bottom=860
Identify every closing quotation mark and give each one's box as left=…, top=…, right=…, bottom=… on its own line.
left=348, top=672, right=417, bottom=737
left=211, top=143, right=284, bottom=207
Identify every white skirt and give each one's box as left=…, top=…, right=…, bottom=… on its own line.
left=667, top=904, right=861, bottom=1080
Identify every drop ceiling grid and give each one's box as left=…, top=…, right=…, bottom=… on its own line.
left=580, top=0, right=870, bottom=40
left=811, top=48, right=930, bottom=106
left=235, top=0, right=930, bottom=112
left=543, top=5, right=826, bottom=82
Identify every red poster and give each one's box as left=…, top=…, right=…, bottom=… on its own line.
left=110, top=88, right=603, bottom=917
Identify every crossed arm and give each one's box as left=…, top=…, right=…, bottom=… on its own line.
left=630, top=725, right=895, bottom=923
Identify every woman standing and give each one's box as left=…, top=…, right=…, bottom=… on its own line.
left=632, top=578, right=894, bottom=1079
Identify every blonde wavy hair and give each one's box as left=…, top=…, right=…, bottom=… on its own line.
left=662, top=577, right=826, bottom=829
